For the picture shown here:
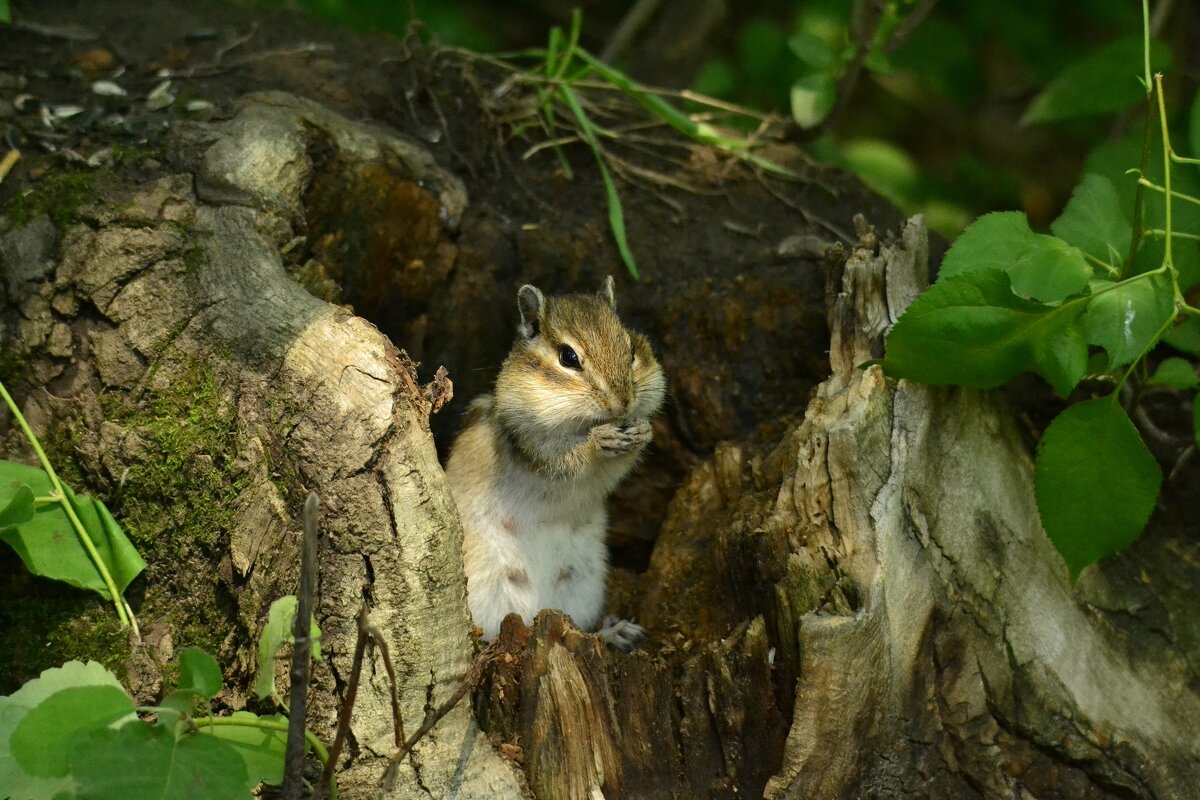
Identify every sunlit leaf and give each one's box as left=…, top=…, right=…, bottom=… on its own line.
left=0, top=462, right=144, bottom=599
left=71, top=722, right=249, bottom=800
left=790, top=73, right=836, bottom=129
left=0, top=661, right=132, bottom=800
left=11, top=687, right=134, bottom=778
left=178, top=648, right=223, bottom=701
left=253, top=596, right=321, bottom=700
left=200, top=712, right=289, bottom=788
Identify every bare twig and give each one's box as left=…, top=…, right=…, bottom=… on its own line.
left=820, top=0, right=887, bottom=136
left=881, top=0, right=937, bottom=55
left=381, top=647, right=493, bottom=790
left=316, top=605, right=370, bottom=800
left=370, top=624, right=405, bottom=748
left=282, top=492, right=321, bottom=799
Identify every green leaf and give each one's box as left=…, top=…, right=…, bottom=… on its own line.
left=0, top=483, right=35, bottom=530
left=790, top=73, right=837, bottom=129
left=1148, top=357, right=1200, bottom=390
left=0, top=661, right=132, bottom=800
left=1022, top=36, right=1171, bottom=124
left=70, top=722, right=250, bottom=800
left=938, top=211, right=1092, bottom=303
left=1083, top=272, right=1175, bottom=368
left=1189, top=86, right=1200, bottom=164
left=253, top=596, right=321, bottom=700
left=177, top=648, right=222, bottom=701
left=840, top=138, right=919, bottom=208
left=787, top=31, right=834, bottom=70
left=1035, top=398, right=1162, bottom=578
left=1166, top=315, right=1200, bottom=356
left=0, top=462, right=145, bottom=599
left=200, top=712, right=289, bottom=788
left=1050, top=174, right=1132, bottom=270
left=12, top=687, right=135, bottom=778
left=0, top=0, right=9, bottom=24
left=883, top=270, right=1087, bottom=395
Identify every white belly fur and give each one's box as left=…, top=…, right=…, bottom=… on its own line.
left=461, top=495, right=608, bottom=639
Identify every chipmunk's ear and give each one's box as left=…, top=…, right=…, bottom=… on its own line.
left=517, top=284, right=545, bottom=340
left=598, top=275, right=615, bottom=308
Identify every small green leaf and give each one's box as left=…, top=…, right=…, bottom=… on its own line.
left=1023, top=36, right=1171, bottom=124
left=790, top=73, right=837, bottom=129
left=254, top=596, right=321, bottom=700
left=840, top=138, right=919, bottom=208
left=71, top=721, right=250, bottom=800
left=883, top=270, right=1087, bottom=395
left=1166, top=315, right=1200, bottom=356
left=0, top=0, right=9, bottom=24
left=938, top=211, right=1092, bottom=303
left=1035, top=398, right=1162, bottom=578
left=0, top=661, right=132, bottom=800
left=1083, top=272, right=1175, bottom=368
left=1148, top=357, right=1200, bottom=390
left=159, top=690, right=198, bottom=724
left=177, top=647, right=222, bottom=700
left=1050, top=174, right=1132, bottom=270
left=200, top=712, right=289, bottom=788
left=0, top=483, right=35, bottom=529
left=787, top=31, right=834, bottom=70
left=0, top=461, right=145, bottom=599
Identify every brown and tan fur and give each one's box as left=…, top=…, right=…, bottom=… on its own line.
left=445, top=277, right=665, bottom=648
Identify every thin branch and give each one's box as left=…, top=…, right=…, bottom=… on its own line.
left=282, top=492, right=320, bottom=799
left=601, top=0, right=663, bottom=63
left=882, top=0, right=937, bottom=54
left=315, top=605, right=370, bottom=800
left=381, top=647, right=493, bottom=791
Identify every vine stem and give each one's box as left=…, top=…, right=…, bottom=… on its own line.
left=0, top=379, right=133, bottom=632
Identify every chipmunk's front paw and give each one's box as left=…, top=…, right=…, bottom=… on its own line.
left=596, top=616, right=646, bottom=650
left=594, top=419, right=652, bottom=456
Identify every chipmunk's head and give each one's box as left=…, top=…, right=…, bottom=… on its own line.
left=496, top=276, right=664, bottom=431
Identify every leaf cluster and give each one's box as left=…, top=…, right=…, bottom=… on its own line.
left=882, top=52, right=1200, bottom=576
left=0, top=653, right=293, bottom=800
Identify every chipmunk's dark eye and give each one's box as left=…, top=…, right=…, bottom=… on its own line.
left=557, top=344, right=582, bottom=370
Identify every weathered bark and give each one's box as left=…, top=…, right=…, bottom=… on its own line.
left=2, top=3, right=1197, bottom=799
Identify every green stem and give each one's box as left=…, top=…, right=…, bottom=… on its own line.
left=1133, top=177, right=1200, bottom=208
left=0, top=379, right=132, bottom=630
left=1154, top=73, right=1173, bottom=274
left=1145, top=228, right=1200, bottom=241
left=1126, top=97, right=1153, bottom=277
left=1082, top=252, right=1121, bottom=277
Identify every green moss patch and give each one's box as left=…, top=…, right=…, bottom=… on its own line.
left=5, top=168, right=104, bottom=227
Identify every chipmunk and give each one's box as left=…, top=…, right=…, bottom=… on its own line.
left=445, top=276, right=665, bottom=650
